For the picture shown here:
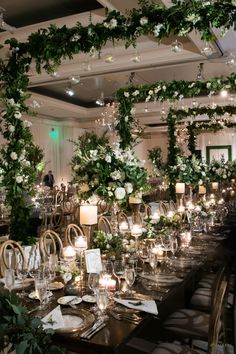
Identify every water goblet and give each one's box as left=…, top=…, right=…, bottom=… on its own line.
left=124, top=266, right=136, bottom=295
left=113, top=260, right=125, bottom=295
left=4, top=269, right=15, bottom=293
left=35, top=278, right=48, bottom=310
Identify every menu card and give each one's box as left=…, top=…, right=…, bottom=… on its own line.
left=84, top=248, right=102, bottom=273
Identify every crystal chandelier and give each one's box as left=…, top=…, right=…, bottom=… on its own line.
left=95, top=102, right=117, bottom=130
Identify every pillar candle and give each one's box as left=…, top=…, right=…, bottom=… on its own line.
left=175, top=183, right=185, bottom=194
left=212, top=182, right=219, bottom=191
left=80, top=205, right=97, bottom=225
left=199, top=185, right=206, bottom=194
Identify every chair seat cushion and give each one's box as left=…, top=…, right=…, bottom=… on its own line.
left=190, top=288, right=211, bottom=309
left=163, top=309, right=210, bottom=339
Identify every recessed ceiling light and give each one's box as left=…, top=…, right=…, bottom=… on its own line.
left=171, top=40, right=183, bottom=53
left=65, top=87, right=75, bottom=96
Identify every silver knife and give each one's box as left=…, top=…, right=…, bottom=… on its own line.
left=80, top=319, right=103, bottom=338
left=83, top=322, right=106, bottom=340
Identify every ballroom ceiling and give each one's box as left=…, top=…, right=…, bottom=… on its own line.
left=0, top=0, right=236, bottom=127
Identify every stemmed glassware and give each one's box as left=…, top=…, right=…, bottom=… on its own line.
left=35, top=278, right=48, bottom=310
left=148, top=251, right=158, bottom=275
left=96, top=288, right=109, bottom=320
left=4, top=269, right=15, bottom=293
left=113, top=260, right=125, bottom=295
left=88, top=272, right=100, bottom=296
left=124, top=265, right=136, bottom=295
left=17, top=265, right=28, bottom=297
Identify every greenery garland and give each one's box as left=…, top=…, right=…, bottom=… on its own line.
left=0, top=0, right=236, bottom=240
left=0, top=290, right=63, bottom=354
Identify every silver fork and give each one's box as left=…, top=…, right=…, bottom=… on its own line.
left=80, top=319, right=104, bottom=339
left=110, top=310, right=141, bottom=324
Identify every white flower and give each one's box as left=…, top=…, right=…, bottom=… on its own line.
left=14, top=111, right=22, bottom=119
left=186, top=13, right=201, bottom=24
left=16, top=175, right=23, bottom=183
left=124, top=116, right=129, bottom=122
left=114, top=187, right=126, bottom=200
left=71, top=34, right=81, bottom=42
left=110, top=170, right=122, bottom=180
left=125, top=182, right=133, bottom=194
left=22, top=160, right=30, bottom=167
left=108, top=191, right=113, bottom=197
left=73, top=164, right=79, bottom=171
left=10, top=152, right=17, bottom=160
left=140, top=17, right=148, bottom=25
left=178, top=27, right=190, bottom=36
left=130, top=107, right=136, bottom=115
left=8, top=125, right=15, bottom=133
left=90, top=149, right=98, bottom=160
left=104, top=18, right=118, bottom=29
left=124, top=92, right=130, bottom=97
left=23, top=120, right=32, bottom=127
left=223, top=174, right=227, bottom=179
left=206, top=82, right=211, bottom=89
left=132, top=90, right=139, bottom=96
left=8, top=98, right=15, bottom=106
left=162, top=85, right=166, bottom=91
left=153, top=24, right=163, bottom=37
left=188, top=82, right=195, bottom=88
left=105, top=154, right=111, bottom=163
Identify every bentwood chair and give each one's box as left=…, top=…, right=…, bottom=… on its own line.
left=118, top=211, right=130, bottom=229
left=124, top=279, right=228, bottom=354
left=97, top=216, right=112, bottom=234
left=65, top=223, right=84, bottom=246
left=39, top=229, right=63, bottom=261
left=0, top=240, right=26, bottom=277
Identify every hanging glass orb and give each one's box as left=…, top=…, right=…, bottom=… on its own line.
left=171, top=40, right=183, bottom=53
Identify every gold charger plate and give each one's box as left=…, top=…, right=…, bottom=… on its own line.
left=56, top=308, right=95, bottom=334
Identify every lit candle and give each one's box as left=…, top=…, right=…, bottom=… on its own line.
left=199, top=185, right=206, bottom=194
left=119, top=221, right=129, bottom=233
left=131, top=224, right=142, bottom=237
left=63, top=246, right=76, bottom=261
left=195, top=205, right=202, bottom=212
left=218, top=198, right=224, bottom=205
left=230, top=190, right=235, bottom=196
left=175, top=183, right=185, bottom=194
left=231, top=179, right=235, bottom=184
left=212, top=182, right=219, bottom=191
left=178, top=205, right=185, bottom=213
left=74, top=235, right=88, bottom=253
left=80, top=205, right=97, bottom=225
left=151, top=211, right=160, bottom=222
left=99, top=275, right=116, bottom=291
left=151, top=245, right=164, bottom=257
left=180, top=231, right=191, bottom=247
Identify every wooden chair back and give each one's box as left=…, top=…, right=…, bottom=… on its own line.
left=118, top=211, right=130, bottom=229
left=97, top=216, right=112, bottom=234
left=49, top=207, right=65, bottom=234
left=65, top=224, right=84, bottom=246
left=39, top=229, right=63, bottom=261
left=97, top=199, right=109, bottom=215
left=0, top=240, right=26, bottom=276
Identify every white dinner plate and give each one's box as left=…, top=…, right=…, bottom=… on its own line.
left=82, top=295, right=96, bottom=303
left=57, top=296, right=82, bottom=306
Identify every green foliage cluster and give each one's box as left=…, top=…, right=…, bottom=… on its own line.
left=0, top=290, right=64, bottom=354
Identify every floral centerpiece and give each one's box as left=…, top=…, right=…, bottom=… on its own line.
left=71, top=132, right=149, bottom=204
left=208, top=157, right=232, bottom=182
left=57, top=260, right=80, bottom=283
left=170, top=154, right=208, bottom=188
left=93, top=230, right=123, bottom=257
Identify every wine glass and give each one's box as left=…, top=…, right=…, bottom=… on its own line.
left=124, top=266, right=136, bottom=295
left=17, top=265, right=28, bottom=297
left=88, top=273, right=100, bottom=297
left=96, top=288, right=109, bottom=320
left=4, top=269, right=15, bottom=293
left=35, top=278, right=48, bottom=310
left=148, top=251, right=157, bottom=275
left=113, top=260, right=125, bottom=295
left=138, top=247, right=148, bottom=275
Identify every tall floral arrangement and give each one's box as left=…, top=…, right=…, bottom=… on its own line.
left=208, top=157, right=232, bottom=182
left=71, top=132, right=148, bottom=203
left=170, top=154, right=208, bottom=188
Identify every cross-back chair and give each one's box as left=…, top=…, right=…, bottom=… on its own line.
left=97, top=215, right=112, bottom=234
left=39, top=229, right=63, bottom=261
left=0, top=240, right=26, bottom=277
left=65, top=223, right=84, bottom=246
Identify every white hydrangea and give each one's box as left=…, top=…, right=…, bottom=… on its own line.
left=8, top=125, right=15, bottom=133
left=105, top=155, right=111, bottom=163
left=114, top=187, right=126, bottom=200
left=14, top=111, right=22, bottom=119
left=140, top=17, right=148, bottom=25
left=16, top=175, right=23, bottom=183
left=153, top=24, right=163, bottom=37
left=110, top=170, right=122, bottom=180
left=10, top=152, right=17, bottom=160
left=23, top=120, right=32, bottom=127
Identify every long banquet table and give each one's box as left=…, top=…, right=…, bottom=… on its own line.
left=18, top=229, right=230, bottom=354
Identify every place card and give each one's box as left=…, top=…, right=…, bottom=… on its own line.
left=84, top=248, right=102, bottom=273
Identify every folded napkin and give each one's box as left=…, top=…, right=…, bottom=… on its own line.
left=42, top=305, right=64, bottom=330
left=114, top=297, right=158, bottom=315
left=139, top=274, right=182, bottom=284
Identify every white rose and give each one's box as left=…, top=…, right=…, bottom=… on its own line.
left=9, top=125, right=15, bottom=133
left=140, top=17, right=148, bottom=25
left=110, top=170, right=122, bottom=180
left=124, top=92, right=130, bottom=97
left=10, top=152, right=17, bottom=160
left=16, top=175, right=23, bottom=183
left=105, top=155, right=111, bottom=163
left=109, top=18, right=117, bottom=29
left=8, top=98, right=15, bottom=106
left=14, top=111, right=22, bottom=119
left=23, top=120, right=32, bottom=127
left=114, top=187, right=126, bottom=200
left=125, top=182, right=133, bottom=194
left=23, top=160, right=30, bottom=167
left=125, top=116, right=129, bottom=122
